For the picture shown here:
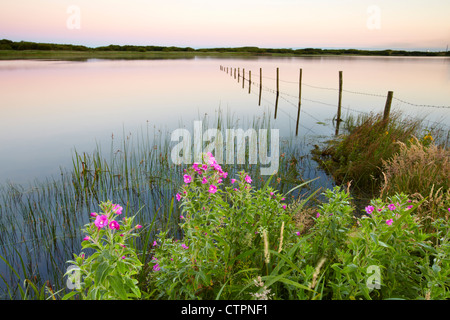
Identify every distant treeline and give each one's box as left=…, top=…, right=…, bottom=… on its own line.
left=1, top=39, right=449, bottom=56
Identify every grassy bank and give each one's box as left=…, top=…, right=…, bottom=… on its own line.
left=0, top=49, right=260, bottom=61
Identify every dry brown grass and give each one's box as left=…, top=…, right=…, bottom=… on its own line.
left=289, top=201, right=317, bottom=235
left=380, top=137, right=449, bottom=198
left=380, top=137, right=450, bottom=232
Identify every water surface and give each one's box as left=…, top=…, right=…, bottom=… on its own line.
left=0, top=56, right=449, bottom=186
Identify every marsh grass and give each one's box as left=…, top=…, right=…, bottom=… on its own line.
left=312, top=112, right=427, bottom=197
left=0, top=110, right=321, bottom=299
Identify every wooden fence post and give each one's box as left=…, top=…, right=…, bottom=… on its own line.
left=384, top=91, right=393, bottom=121
left=296, top=68, right=303, bottom=136
left=276, top=67, right=279, bottom=93
left=335, top=71, right=343, bottom=135
left=248, top=70, right=251, bottom=94
left=242, top=68, right=245, bottom=89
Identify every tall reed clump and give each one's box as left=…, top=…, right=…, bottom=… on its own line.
left=380, top=136, right=449, bottom=232
left=313, top=112, right=422, bottom=194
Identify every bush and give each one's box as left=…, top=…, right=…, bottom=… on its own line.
left=63, top=201, right=143, bottom=300
left=148, top=152, right=305, bottom=299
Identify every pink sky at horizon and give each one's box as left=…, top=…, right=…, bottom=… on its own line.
left=1, top=0, right=449, bottom=50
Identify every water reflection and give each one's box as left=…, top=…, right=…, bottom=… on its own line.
left=0, top=56, right=449, bottom=185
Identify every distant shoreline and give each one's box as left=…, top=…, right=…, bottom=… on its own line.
left=1, top=39, right=449, bottom=60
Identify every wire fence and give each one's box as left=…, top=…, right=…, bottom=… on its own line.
left=220, top=65, right=450, bottom=131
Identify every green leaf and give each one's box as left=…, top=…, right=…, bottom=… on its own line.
left=94, top=261, right=111, bottom=285
left=62, top=290, right=78, bottom=300
left=370, top=233, right=378, bottom=245
left=285, top=177, right=319, bottom=196
left=108, top=275, right=128, bottom=300
left=378, top=241, right=392, bottom=249
left=342, top=263, right=358, bottom=274
left=276, top=277, right=316, bottom=292
left=125, top=277, right=141, bottom=298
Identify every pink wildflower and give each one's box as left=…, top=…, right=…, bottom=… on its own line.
left=209, top=184, right=218, bottom=194
left=176, top=193, right=182, bottom=201
left=183, top=174, right=192, bottom=184
left=109, top=220, right=120, bottom=230
left=365, top=206, right=374, bottom=214
left=94, top=214, right=109, bottom=229
left=83, top=236, right=90, bottom=241
left=135, top=224, right=143, bottom=229
left=388, top=204, right=396, bottom=211
left=386, top=219, right=393, bottom=226
left=181, top=244, right=189, bottom=250
left=244, top=175, right=252, bottom=184
left=112, top=204, right=123, bottom=215
left=231, top=179, right=236, bottom=184
left=202, top=177, right=208, bottom=184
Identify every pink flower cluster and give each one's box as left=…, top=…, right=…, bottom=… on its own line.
left=176, top=153, right=233, bottom=202
left=90, top=203, right=123, bottom=231
left=365, top=200, right=418, bottom=226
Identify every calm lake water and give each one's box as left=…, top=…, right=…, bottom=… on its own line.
left=0, top=56, right=449, bottom=186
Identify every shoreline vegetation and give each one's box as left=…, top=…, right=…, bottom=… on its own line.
left=0, top=110, right=448, bottom=300
left=1, top=39, right=449, bottom=60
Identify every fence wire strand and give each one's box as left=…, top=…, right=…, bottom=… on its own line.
left=221, top=66, right=450, bottom=131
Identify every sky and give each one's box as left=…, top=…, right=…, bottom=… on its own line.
left=0, top=0, right=449, bottom=50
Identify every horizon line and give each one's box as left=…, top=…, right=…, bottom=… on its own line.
left=2, top=38, right=449, bottom=53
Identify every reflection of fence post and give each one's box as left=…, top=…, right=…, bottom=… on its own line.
left=275, top=92, right=279, bottom=119
left=238, top=68, right=240, bottom=83
left=296, top=68, right=302, bottom=136
left=234, top=68, right=236, bottom=79
left=336, top=71, right=343, bottom=136
left=248, top=70, right=251, bottom=94
left=383, top=91, right=393, bottom=121
left=259, top=68, right=262, bottom=106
